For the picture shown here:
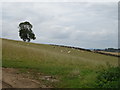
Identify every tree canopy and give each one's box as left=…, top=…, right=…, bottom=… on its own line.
left=18, top=21, right=36, bottom=42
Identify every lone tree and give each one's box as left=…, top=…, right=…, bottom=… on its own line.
left=18, top=21, right=36, bottom=42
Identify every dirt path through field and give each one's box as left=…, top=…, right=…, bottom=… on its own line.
left=2, top=68, right=46, bottom=88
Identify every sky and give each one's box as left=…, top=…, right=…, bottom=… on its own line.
left=1, top=1, right=118, bottom=49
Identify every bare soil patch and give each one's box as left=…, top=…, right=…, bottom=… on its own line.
left=2, top=68, right=49, bottom=88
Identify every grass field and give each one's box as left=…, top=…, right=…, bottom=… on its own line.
left=97, top=51, right=119, bottom=56
left=2, top=38, right=118, bottom=88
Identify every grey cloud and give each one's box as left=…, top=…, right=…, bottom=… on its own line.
left=2, top=2, right=118, bottom=49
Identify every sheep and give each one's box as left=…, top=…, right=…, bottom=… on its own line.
left=68, top=51, right=71, bottom=53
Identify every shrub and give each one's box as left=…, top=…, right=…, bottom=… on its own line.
left=96, top=67, right=120, bottom=88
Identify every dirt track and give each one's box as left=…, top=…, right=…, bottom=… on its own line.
left=2, top=68, right=45, bottom=88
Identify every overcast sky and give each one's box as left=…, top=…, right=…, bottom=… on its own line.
left=1, top=2, right=118, bottom=49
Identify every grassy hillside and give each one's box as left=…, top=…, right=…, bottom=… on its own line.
left=2, top=38, right=118, bottom=88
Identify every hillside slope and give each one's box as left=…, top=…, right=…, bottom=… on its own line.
left=2, top=38, right=118, bottom=88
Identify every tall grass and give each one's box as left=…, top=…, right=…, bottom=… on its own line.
left=2, top=38, right=118, bottom=88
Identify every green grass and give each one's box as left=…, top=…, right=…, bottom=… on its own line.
left=2, top=38, right=118, bottom=88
